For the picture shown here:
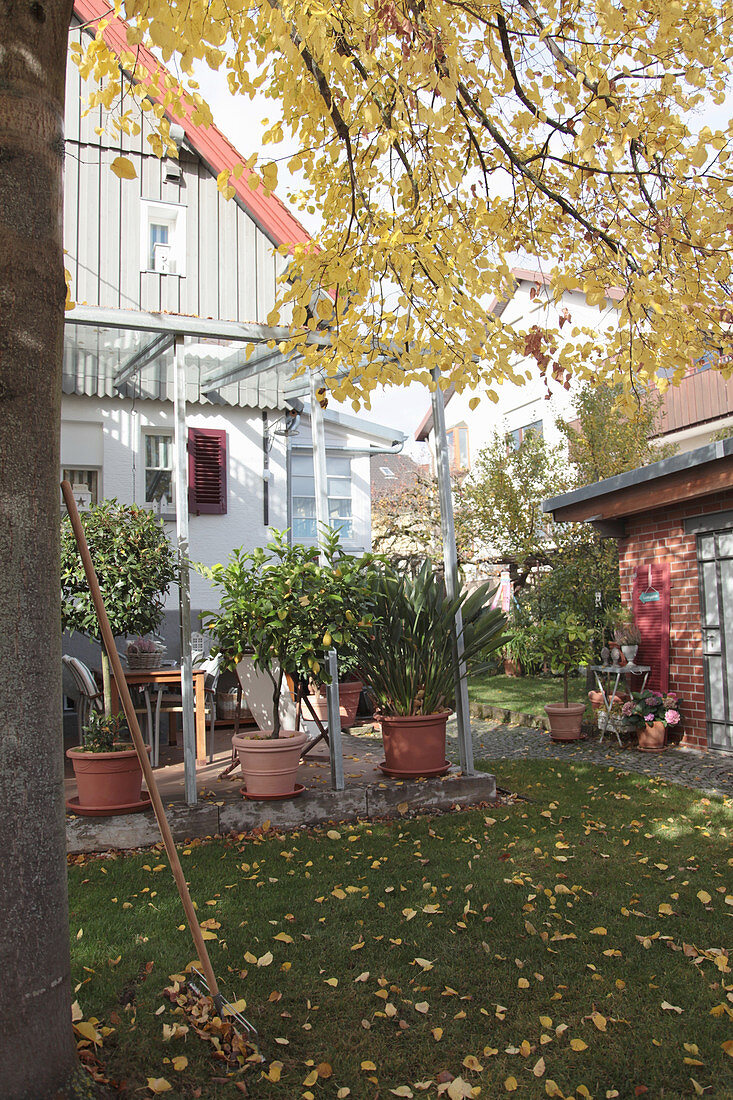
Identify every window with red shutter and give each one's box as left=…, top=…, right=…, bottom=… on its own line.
left=188, top=428, right=227, bottom=515
left=632, top=562, right=671, bottom=693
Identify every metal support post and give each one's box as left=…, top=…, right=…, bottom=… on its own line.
left=430, top=367, right=475, bottom=776
left=309, top=370, right=344, bottom=789
left=173, top=335, right=197, bottom=805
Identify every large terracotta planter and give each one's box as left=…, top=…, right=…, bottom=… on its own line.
left=378, top=711, right=451, bottom=778
left=545, top=703, right=586, bottom=741
left=232, top=728, right=308, bottom=798
left=307, top=680, right=363, bottom=728
left=637, top=720, right=666, bottom=753
left=66, top=745, right=150, bottom=813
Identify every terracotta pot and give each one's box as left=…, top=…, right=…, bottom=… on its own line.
left=544, top=703, right=586, bottom=741
left=232, top=729, right=308, bottom=798
left=307, top=681, right=363, bottom=728
left=67, top=745, right=149, bottom=810
left=503, top=658, right=521, bottom=677
left=378, top=711, right=450, bottom=777
left=638, top=720, right=666, bottom=752
left=588, top=690, right=628, bottom=712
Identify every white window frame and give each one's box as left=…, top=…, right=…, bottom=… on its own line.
left=142, top=429, right=176, bottom=517
left=140, top=200, right=186, bottom=276
left=290, top=450, right=355, bottom=546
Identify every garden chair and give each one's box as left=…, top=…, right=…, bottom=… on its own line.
left=150, top=652, right=222, bottom=766
left=62, top=654, right=156, bottom=751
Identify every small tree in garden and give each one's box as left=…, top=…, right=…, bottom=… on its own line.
left=200, top=530, right=376, bottom=737
left=61, top=500, right=178, bottom=712
left=535, top=614, right=595, bottom=708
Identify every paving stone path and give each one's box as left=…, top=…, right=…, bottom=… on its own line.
left=444, top=718, right=733, bottom=798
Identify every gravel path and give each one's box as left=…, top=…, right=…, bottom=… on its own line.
left=444, top=718, right=733, bottom=798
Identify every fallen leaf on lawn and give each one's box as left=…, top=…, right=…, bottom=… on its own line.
left=661, top=1001, right=683, bottom=1013
left=264, top=1061, right=282, bottom=1083
left=533, top=1056, right=546, bottom=1077
left=658, top=904, right=674, bottom=916
left=397, top=802, right=409, bottom=814
left=432, top=1027, right=443, bottom=1041
left=337, top=1090, right=351, bottom=1098
left=539, top=1016, right=552, bottom=1027
left=690, top=1079, right=706, bottom=1096
left=274, top=932, right=293, bottom=943
left=414, top=958, right=434, bottom=971
left=303, top=1069, right=319, bottom=1087
left=590, top=927, right=607, bottom=935
left=325, top=978, right=338, bottom=986
left=591, top=1011, right=607, bottom=1031
left=697, top=890, right=712, bottom=905
left=317, top=1063, right=333, bottom=1078
left=390, top=1088, right=413, bottom=1098
left=403, top=908, right=417, bottom=921
left=171, top=1056, right=188, bottom=1071
left=504, top=1077, right=518, bottom=1092
left=71, top=1001, right=83, bottom=1023
left=146, top=1080, right=172, bottom=1095
left=74, top=1021, right=101, bottom=1046
left=518, top=978, right=530, bottom=989
left=520, top=1040, right=531, bottom=1058
left=415, top=1001, right=429, bottom=1014
left=327, top=830, right=341, bottom=839
left=354, top=972, right=370, bottom=982
left=361, top=1061, right=377, bottom=1072
left=257, top=951, right=273, bottom=967
left=447, top=1079, right=474, bottom=1099
left=462, top=1055, right=483, bottom=1071
left=570, top=1038, right=588, bottom=1051
left=721, top=1040, right=733, bottom=1057
left=545, top=1082, right=564, bottom=1098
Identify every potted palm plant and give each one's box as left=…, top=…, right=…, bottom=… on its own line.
left=353, top=561, right=506, bottom=777
left=535, top=613, right=595, bottom=741
left=201, top=530, right=375, bottom=798
left=66, top=711, right=151, bottom=815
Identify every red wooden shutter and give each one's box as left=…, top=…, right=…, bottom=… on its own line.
left=188, top=428, right=227, bottom=515
left=632, top=562, right=671, bottom=693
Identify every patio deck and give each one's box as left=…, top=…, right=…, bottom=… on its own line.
left=64, top=722, right=498, bottom=853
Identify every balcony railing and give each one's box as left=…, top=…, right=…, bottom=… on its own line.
left=656, top=367, right=733, bottom=435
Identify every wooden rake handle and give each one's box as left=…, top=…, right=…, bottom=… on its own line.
left=61, top=481, right=221, bottom=1002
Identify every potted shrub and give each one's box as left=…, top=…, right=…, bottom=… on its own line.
left=535, top=613, right=595, bottom=741
left=502, top=625, right=539, bottom=678
left=66, top=711, right=150, bottom=815
left=621, top=689, right=683, bottom=752
left=201, top=530, right=375, bottom=798
left=353, top=560, right=506, bottom=777
left=614, top=620, right=642, bottom=664
left=61, top=500, right=178, bottom=713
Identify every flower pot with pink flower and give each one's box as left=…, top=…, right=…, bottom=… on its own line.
left=623, top=689, right=683, bottom=753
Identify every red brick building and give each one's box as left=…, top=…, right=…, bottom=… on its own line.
left=544, top=440, right=733, bottom=753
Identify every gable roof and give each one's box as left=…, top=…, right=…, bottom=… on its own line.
left=72, top=0, right=311, bottom=252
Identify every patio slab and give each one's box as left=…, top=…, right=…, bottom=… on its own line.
left=65, top=726, right=497, bottom=853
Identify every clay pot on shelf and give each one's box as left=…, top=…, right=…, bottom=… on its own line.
left=637, top=720, right=666, bottom=753
left=232, top=729, right=308, bottom=798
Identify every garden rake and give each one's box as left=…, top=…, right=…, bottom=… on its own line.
left=62, top=480, right=257, bottom=1043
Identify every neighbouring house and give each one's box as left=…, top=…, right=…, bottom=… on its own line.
left=415, top=269, right=733, bottom=475
left=369, top=453, right=440, bottom=565
left=543, top=439, right=733, bottom=753
left=62, top=0, right=405, bottom=671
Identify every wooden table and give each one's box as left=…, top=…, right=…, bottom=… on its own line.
left=111, top=667, right=208, bottom=763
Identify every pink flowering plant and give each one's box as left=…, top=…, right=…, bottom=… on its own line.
left=622, top=688, right=682, bottom=729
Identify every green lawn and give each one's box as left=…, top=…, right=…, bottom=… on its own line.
left=68, top=760, right=732, bottom=1099
left=468, top=672, right=588, bottom=716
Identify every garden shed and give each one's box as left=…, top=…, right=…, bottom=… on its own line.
left=543, top=438, right=733, bottom=753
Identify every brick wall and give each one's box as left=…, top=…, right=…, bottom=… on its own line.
left=618, top=489, right=733, bottom=751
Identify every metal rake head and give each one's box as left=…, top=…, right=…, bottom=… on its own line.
left=189, top=966, right=259, bottom=1041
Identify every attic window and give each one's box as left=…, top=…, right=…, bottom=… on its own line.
left=141, top=200, right=186, bottom=275
left=380, top=467, right=396, bottom=478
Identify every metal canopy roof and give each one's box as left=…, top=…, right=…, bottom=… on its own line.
left=64, top=305, right=330, bottom=408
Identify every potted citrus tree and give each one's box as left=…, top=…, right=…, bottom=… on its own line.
left=201, top=530, right=375, bottom=798
left=353, top=560, right=506, bottom=777
left=66, top=710, right=151, bottom=816
left=61, top=499, right=177, bottom=714
left=535, top=613, right=595, bottom=741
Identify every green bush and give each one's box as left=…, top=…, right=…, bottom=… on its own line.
left=534, top=613, right=595, bottom=707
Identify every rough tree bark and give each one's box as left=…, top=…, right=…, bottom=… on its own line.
left=0, top=0, right=77, bottom=1094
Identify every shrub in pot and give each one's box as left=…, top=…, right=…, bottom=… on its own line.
left=535, top=614, right=595, bottom=741
left=353, top=560, right=506, bottom=777
left=61, top=500, right=177, bottom=712
left=66, top=711, right=150, bottom=814
left=201, top=530, right=375, bottom=797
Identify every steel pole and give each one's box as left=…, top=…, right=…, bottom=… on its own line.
left=430, top=367, right=474, bottom=776
left=309, top=371, right=344, bottom=790
left=173, top=335, right=197, bottom=805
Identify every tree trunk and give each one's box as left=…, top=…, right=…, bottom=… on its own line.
left=0, top=0, right=76, bottom=1094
